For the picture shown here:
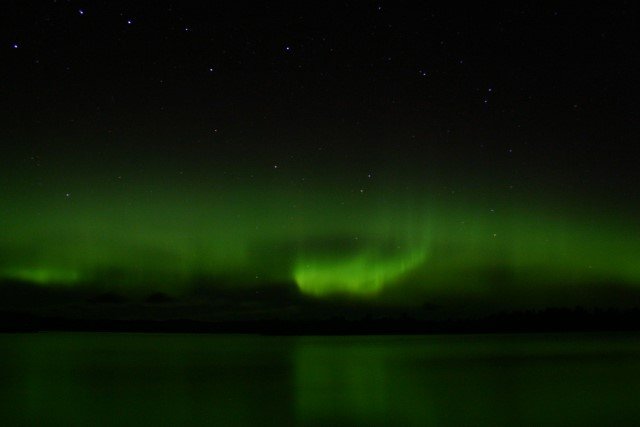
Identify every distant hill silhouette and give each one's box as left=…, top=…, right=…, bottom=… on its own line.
left=3, top=307, right=640, bottom=334
left=3, top=278, right=640, bottom=334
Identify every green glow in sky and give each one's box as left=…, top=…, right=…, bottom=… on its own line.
left=2, top=267, right=83, bottom=286
left=294, top=246, right=427, bottom=296
left=1, top=154, right=639, bottom=307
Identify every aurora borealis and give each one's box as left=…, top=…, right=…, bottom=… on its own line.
left=2, top=168, right=639, bottom=310
left=2, top=2, right=639, bottom=318
left=5, top=4, right=640, bottom=426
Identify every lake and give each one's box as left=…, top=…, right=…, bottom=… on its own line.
left=1, top=332, right=639, bottom=426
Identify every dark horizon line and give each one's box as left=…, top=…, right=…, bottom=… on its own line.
left=3, top=307, right=640, bottom=335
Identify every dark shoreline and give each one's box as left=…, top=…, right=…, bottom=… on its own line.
left=3, top=308, right=640, bottom=335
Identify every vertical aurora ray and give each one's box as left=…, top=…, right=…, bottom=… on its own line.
left=0, top=1, right=638, bottom=322
left=1, top=174, right=639, bottom=304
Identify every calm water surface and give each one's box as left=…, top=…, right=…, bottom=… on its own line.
left=1, top=332, right=639, bottom=426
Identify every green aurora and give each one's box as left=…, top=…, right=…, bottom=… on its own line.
left=2, top=162, right=639, bottom=307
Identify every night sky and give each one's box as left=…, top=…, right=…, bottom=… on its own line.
left=1, top=2, right=639, bottom=320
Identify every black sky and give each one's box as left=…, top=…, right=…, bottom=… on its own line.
left=1, top=2, right=640, bottom=322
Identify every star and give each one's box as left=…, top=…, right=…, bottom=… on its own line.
left=79, top=9, right=84, bottom=16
